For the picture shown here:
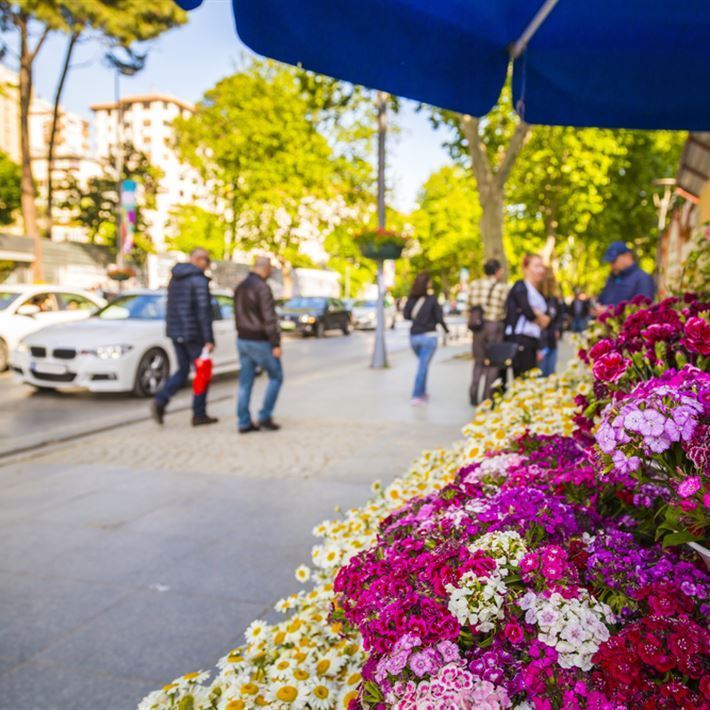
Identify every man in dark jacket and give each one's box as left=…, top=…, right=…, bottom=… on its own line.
left=596, top=241, right=655, bottom=308
left=151, top=248, right=218, bottom=426
left=234, top=256, right=283, bottom=433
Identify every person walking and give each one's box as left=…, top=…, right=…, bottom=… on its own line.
left=504, top=254, right=551, bottom=377
left=596, top=241, right=655, bottom=310
left=539, top=267, right=565, bottom=378
left=403, top=272, right=449, bottom=405
left=151, top=248, right=218, bottom=426
left=468, top=258, right=508, bottom=405
left=234, top=256, right=283, bottom=433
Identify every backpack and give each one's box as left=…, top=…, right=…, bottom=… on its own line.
left=468, top=281, right=496, bottom=333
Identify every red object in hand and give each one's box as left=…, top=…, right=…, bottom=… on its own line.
left=193, top=348, right=213, bottom=395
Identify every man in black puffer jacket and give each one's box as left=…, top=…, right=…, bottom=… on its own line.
left=151, top=248, right=218, bottom=427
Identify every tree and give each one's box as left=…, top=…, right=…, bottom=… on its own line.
left=429, top=84, right=529, bottom=271
left=45, top=0, right=186, bottom=237
left=0, top=1, right=65, bottom=255
left=507, top=128, right=684, bottom=293
left=0, top=150, right=21, bottom=225
left=174, top=58, right=374, bottom=265
left=167, top=204, right=226, bottom=260
left=61, top=143, right=162, bottom=263
left=408, top=165, right=482, bottom=295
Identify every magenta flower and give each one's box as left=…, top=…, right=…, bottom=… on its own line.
left=677, top=476, right=701, bottom=498
left=592, top=352, right=630, bottom=383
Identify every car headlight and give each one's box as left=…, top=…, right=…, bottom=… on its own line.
left=81, top=344, right=133, bottom=359
left=16, top=341, right=28, bottom=353
left=299, top=315, right=316, bottom=324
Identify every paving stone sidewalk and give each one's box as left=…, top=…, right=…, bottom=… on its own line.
left=0, top=343, right=476, bottom=709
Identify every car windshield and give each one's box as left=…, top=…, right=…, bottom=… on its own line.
left=96, top=293, right=166, bottom=320
left=0, top=291, right=20, bottom=310
left=284, top=297, right=326, bottom=309
left=354, top=300, right=377, bottom=308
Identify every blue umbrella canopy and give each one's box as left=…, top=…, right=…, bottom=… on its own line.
left=175, top=0, right=710, bottom=130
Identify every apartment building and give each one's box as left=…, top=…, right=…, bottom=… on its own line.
left=91, top=93, right=207, bottom=254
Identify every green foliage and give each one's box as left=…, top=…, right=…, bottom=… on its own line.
left=61, top=143, right=162, bottom=263
left=507, top=128, right=684, bottom=294
left=167, top=205, right=226, bottom=260
left=0, top=150, right=21, bottom=225
left=406, top=165, right=482, bottom=295
left=174, top=58, right=374, bottom=263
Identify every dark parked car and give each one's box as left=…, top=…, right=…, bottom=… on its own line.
left=279, top=296, right=352, bottom=337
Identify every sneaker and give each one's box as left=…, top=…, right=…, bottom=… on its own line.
left=192, top=415, right=219, bottom=427
left=258, top=418, right=281, bottom=431
left=151, top=400, right=165, bottom=425
left=239, top=422, right=260, bottom=434
left=410, top=397, right=426, bottom=406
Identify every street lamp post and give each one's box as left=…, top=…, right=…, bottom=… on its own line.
left=370, top=90, right=388, bottom=369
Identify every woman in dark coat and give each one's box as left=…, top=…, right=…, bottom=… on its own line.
left=403, top=272, right=449, bottom=404
left=503, top=254, right=551, bottom=377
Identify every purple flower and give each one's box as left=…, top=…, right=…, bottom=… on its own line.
left=677, top=476, right=701, bottom=498
left=612, top=450, right=640, bottom=474
left=409, top=650, right=437, bottom=678
left=435, top=640, right=460, bottom=664
left=640, top=408, right=666, bottom=437
left=595, top=422, right=617, bottom=454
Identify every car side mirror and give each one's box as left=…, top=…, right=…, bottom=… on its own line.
left=17, top=304, right=40, bottom=317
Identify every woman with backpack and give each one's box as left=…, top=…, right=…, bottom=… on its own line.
left=403, top=272, right=449, bottom=405
left=503, top=254, right=551, bottom=377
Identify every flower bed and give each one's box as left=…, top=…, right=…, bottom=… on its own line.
left=140, top=296, right=708, bottom=710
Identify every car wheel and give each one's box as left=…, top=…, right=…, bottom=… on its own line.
left=134, top=347, right=169, bottom=397
left=0, top=338, right=7, bottom=372
left=315, top=321, right=325, bottom=338
left=342, top=319, right=351, bottom=336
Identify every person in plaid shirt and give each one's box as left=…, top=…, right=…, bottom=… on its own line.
left=468, top=259, right=509, bottom=405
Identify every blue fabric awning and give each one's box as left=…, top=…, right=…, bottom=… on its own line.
left=175, top=0, right=710, bottom=130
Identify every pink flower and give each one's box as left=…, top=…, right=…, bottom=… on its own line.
left=677, top=476, right=701, bottom=498
left=503, top=620, right=524, bottom=644
left=592, top=352, right=630, bottom=383
left=683, top=316, right=710, bottom=356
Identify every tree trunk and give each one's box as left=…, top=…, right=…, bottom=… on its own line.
left=17, top=15, right=49, bottom=281
left=478, top=182, right=506, bottom=270
left=460, top=114, right=529, bottom=276
left=46, top=30, right=80, bottom=238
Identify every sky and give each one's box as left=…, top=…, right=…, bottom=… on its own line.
left=26, top=0, right=452, bottom=213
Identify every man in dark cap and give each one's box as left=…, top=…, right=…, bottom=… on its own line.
left=596, top=241, right=655, bottom=309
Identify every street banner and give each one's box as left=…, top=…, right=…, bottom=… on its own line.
left=120, top=179, right=137, bottom=254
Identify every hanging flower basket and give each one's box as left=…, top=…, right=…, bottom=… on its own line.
left=107, top=264, right=136, bottom=282
left=356, top=228, right=406, bottom=260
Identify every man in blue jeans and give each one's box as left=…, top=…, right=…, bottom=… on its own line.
left=233, top=256, right=283, bottom=433
left=151, top=248, right=218, bottom=427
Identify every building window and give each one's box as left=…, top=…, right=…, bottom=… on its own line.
left=143, top=119, right=151, bottom=127
left=143, top=101, right=151, bottom=110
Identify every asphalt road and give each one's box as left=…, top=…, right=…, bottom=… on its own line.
left=0, top=319, right=468, bottom=456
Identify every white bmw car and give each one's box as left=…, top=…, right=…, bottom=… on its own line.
left=10, top=289, right=239, bottom=397
left=0, top=284, right=106, bottom=371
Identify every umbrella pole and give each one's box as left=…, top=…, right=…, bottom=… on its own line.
left=371, top=91, right=389, bottom=369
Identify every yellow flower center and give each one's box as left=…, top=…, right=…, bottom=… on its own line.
left=293, top=668, right=309, bottom=681
left=342, top=690, right=358, bottom=707
left=316, top=659, right=331, bottom=674
left=241, top=683, right=259, bottom=695
left=347, top=672, right=362, bottom=686
left=182, top=672, right=200, bottom=680
left=162, top=683, right=178, bottom=693
left=273, top=631, right=286, bottom=645
left=314, top=685, right=330, bottom=699
left=226, top=701, right=245, bottom=710
left=276, top=686, right=298, bottom=702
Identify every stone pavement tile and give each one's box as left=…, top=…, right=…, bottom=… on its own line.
left=122, top=475, right=369, bottom=546
left=145, top=538, right=308, bottom=606
left=0, top=572, right=129, bottom=663
left=34, top=589, right=265, bottom=684
left=0, top=660, right=156, bottom=710
left=1, top=519, right=104, bottom=576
